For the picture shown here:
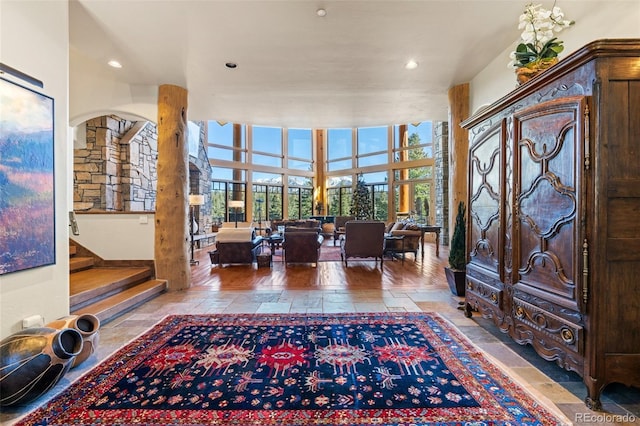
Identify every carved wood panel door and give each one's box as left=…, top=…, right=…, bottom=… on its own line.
left=512, top=97, right=587, bottom=327
left=468, top=122, right=504, bottom=278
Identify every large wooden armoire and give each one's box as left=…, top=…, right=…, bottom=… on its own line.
left=461, top=39, right=640, bottom=409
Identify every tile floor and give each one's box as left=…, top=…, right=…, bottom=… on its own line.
left=1, top=243, right=639, bottom=425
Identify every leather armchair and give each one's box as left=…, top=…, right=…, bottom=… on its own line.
left=340, top=221, right=385, bottom=267
left=282, top=232, right=324, bottom=266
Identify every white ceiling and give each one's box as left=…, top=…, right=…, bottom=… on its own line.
left=70, top=0, right=601, bottom=128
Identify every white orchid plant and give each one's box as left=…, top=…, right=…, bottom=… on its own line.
left=509, top=2, right=574, bottom=69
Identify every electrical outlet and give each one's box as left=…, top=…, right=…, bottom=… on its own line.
left=22, top=315, right=44, bottom=329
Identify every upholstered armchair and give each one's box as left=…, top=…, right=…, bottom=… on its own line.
left=340, top=221, right=385, bottom=267
left=282, top=232, right=324, bottom=266
left=211, top=227, right=262, bottom=266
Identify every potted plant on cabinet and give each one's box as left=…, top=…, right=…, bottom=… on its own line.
left=445, top=201, right=466, bottom=296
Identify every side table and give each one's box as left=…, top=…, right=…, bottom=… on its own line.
left=417, top=225, right=441, bottom=257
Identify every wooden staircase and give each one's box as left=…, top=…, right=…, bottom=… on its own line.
left=69, top=240, right=167, bottom=324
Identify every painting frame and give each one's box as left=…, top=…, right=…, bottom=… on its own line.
left=0, top=76, right=55, bottom=275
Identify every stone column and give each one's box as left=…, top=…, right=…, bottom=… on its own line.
left=155, top=84, right=189, bottom=291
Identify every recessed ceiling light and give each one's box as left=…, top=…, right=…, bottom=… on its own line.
left=405, top=60, right=418, bottom=70
left=316, top=8, right=327, bottom=17
left=108, top=60, right=122, bottom=68
left=225, top=62, right=237, bottom=69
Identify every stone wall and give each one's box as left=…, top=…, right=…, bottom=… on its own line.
left=434, top=121, right=449, bottom=246
left=74, top=115, right=158, bottom=211
left=74, top=116, right=212, bottom=234
left=189, top=122, right=213, bottom=232
left=123, top=122, right=158, bottom=211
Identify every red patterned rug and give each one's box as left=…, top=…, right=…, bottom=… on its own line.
left=16, top=313, right=564, bottom=425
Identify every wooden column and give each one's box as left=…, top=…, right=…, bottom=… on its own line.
left=398, top=124, right=410, bottom=217
left=314, top=129, right=325, bottom=213
left=447, top=83, right=469, bottom=242
left=155, top=84, right=189, bottom=291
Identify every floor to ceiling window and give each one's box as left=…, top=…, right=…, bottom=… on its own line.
left=360, top=171, right=389, bottom=221
left=208, top=121, right=436, bottom=224
left=327, top=175, right=353, bottom=216
left=252, top=172, right=283, bottom=221
left=392, top=122, right=434, bottom=222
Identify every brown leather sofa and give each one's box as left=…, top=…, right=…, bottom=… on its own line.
left=384, top=221, right=422, bottom=259
left=340, top=221, right=385, bottom=267
left=270, top=219, right=321, bottom=235
left=210, top=228, right=262, bottom=266
left=282, top=231, right=324, bottom=266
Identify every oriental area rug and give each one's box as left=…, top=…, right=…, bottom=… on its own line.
left=16, top=313, right=564, bottom=425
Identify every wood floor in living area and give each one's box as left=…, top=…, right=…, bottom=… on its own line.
left=2, top=241, right=638, bottom=425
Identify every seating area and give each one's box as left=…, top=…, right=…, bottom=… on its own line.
left=207, top=219, right=437, bottom=268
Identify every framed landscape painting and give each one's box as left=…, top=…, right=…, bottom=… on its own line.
left=0, top=77, right=55, bottom=275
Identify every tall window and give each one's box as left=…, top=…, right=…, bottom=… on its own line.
left=252, top=126, right=282, bottom=168
left=361, top=172, right=388, bottom=221
left=211, top=168, right=246, bottom=223
left=327, top=128, right=353, bottom=171
left=207, top=122, right=245, bottom=162
left=253, top=172, right=283, bottom=221
left=288, top=128, right=313, bottom=171
left=288, top=175, right=313, bottom=219
left=393, top=122, right=433, bottom=161
left=357, top=126, right=388, bottom=168
left=327, top=175, right=352, bottom=216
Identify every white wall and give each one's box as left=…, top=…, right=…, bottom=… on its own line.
left=0, top=1, right=70, bottom=338
left=469, top=1, right=640, bottom=115
left=69, top=49, right=157, bottom=126
left=73, top=214, right=155, bottom=260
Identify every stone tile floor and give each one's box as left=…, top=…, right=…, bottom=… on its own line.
left=2, top=246, right=639, bottom=425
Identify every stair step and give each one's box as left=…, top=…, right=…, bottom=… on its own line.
left=69, top=245, right=77, bottom=256
left=70, top=256, right=94, bottom=272
left=70, top=266, right=152, bottom=308
left=71, top=279, right=167, bottom=324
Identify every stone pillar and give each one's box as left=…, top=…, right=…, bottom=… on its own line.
left=447, top=83, right=469, bottom=244
left=155, top=84, right=189, bottom=291
left=434, top=121, right=449, bottom=245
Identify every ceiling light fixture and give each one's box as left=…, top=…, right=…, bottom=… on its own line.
left=316, top=8, right=327, bottom=17
left=107, top=60, right=122, bottom=68
left=225, top=62, right=237, bottom=69
left=405, top=60, right=418, bottom=70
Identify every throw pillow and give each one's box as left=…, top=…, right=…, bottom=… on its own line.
left=391, top=222, right=405, bottom=232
